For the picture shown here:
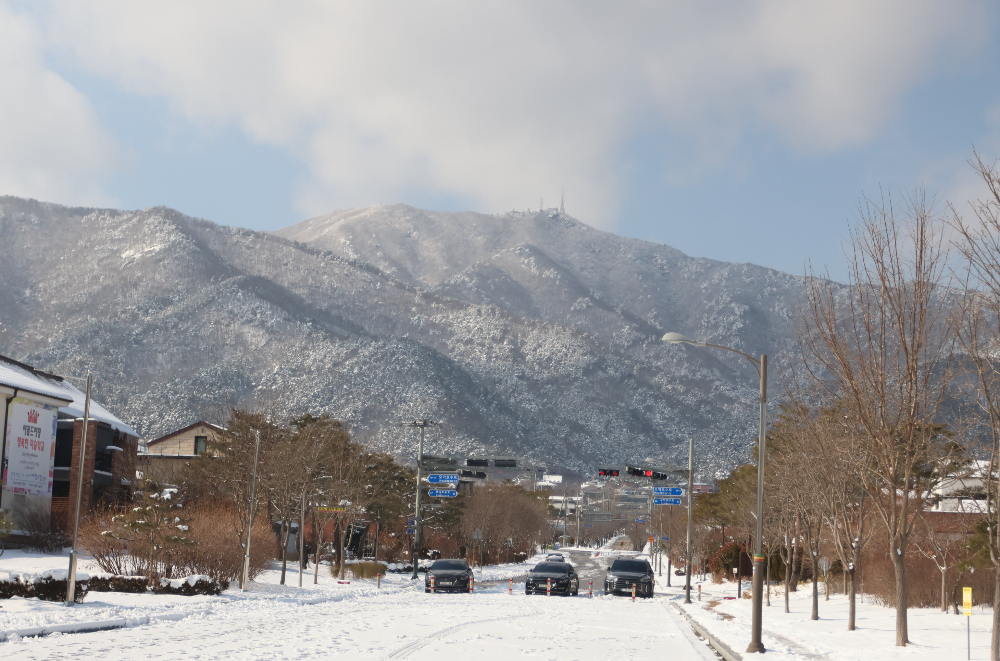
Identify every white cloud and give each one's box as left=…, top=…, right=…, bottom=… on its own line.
left=23, top=1, right=997, bottom=224
left=0, top=4, right=123, bottom=206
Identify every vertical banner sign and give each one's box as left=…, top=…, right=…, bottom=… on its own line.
left=964, top=586, right=973, bottom=660
left=2, top=398, right=58, bottom=497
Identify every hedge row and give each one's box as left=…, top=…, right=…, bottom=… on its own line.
left=0, top=572, right=88, bottom=603
left=1, top=572, right=226, bottom=600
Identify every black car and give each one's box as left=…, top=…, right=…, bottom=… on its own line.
left=526, top=561, right=579, bottom=596
left=425, top=559, right=473, bottom=593
left=604, top=558, right=655, bottom=597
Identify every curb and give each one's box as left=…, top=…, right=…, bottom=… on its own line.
left=0, top=607, right=213, bottom=642
left=671, top=602, right=743, bottom=661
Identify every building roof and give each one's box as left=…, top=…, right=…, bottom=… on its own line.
left=0, top=354, right=136, bottom=436
left=146, top=421, right=224, bottom=447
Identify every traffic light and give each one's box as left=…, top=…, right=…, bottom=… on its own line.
left=494, top=458, right=517, bottom=468
left=419, top=455, right=457, bottom=470
left=650, top=470, right=669, bottom=480
left=466, top=458, right=489, bottom=467
left=599, top=468, right=620, bottom=477
left=459, top=469, right=487, bottom=479
left=626, top=466, right=646, bottom=477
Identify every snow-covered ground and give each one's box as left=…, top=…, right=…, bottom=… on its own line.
left=5, top=546, right=995, bottom=660
left=680, top=578, right=995, bottom=660
left=0, top=547, right=716, bottom=660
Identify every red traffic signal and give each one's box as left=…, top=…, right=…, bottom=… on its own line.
left=599, top=468, right=620, bottom=477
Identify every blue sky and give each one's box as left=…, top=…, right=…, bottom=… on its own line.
left=2, top=2, right=999, bottom=281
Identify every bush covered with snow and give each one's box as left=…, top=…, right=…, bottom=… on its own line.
left=0, top=570, right=89, bottom=602
left=88, top=574, right=150, bottom=593
left=156, top=574, right=226, bottom=595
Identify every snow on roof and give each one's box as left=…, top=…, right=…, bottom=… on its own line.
left=58, top=380, right=136, bottom=437
left=0, top=354, right=136, bottom=436
left=0, top=356, right=73, bottom=403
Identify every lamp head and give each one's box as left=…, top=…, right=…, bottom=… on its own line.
left=662, top=332, right=705, bottom=346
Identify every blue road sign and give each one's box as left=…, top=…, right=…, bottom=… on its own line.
left=653, top=487, right=685, bottom=496
left=654, top=497, right=683, bottom=506
left=661, top=536, right=669, bottom=541
left=427, top=473, right=459, bottom=484
left=428, top=489, right=458, bottom=498
left=408, top=518, right=416, bottom=526
left=635, top=518, right=647, bottom=523
left=585, top=524, right=593, bottom=528
left=406, top=528, right=415, bottom=534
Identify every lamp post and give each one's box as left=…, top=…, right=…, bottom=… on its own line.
left=241, top=429, right=261, bottom=591
left=663, top=332, right=767, bottom=654
left=401, top=419, right=437, bottom=580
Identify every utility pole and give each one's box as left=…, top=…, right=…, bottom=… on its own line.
left=667, top=505, right=673, bottom=586
left=402, top=419, right=437, bottom=580
left=65, top=373, right=92, bottom=606
left=685, top=437, right=694, bottom=604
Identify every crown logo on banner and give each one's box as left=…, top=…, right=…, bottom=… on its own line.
left=28, top=409, right=39, bottom=424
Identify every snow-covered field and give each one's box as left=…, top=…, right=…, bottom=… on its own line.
left=4, top=546, right=994, bottom=660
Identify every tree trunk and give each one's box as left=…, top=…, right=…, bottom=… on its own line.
left=941, top=568, right=948, bottom=613
left=789, top=515, right=802, bottom=592
left=992, top=567, right=1000, bottom=661
left=843, top=569, right=848, bottom=596
left=339, top=520, right=348, bottom=580
left=847, top=566, right=857, bottom=631
left=784, top=550, right=792, bottom=614
left=765, top=552, right=771, bottom=607
left=279, top=518, right=289, bottom=585
left=890, top=548, right=908, bottom=646
left=811, top=553, right=820, bottom=620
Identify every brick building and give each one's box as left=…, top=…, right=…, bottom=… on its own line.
left=0, top=354, right=138, bottom=533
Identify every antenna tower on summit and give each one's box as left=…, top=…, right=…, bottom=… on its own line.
left=560, top=192, right=564, bottom=214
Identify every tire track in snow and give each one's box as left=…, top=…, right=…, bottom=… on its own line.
left=386, top=608, right=540, bottom=659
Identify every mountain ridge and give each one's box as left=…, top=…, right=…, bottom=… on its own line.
left=0, top=196, right=811, bottom=479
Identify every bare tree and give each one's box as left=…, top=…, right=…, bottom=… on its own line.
left=800, top=189, right=960, bottom=646
left=950, top=150, right=1000, bottom=660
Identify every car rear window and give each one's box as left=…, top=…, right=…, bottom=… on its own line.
left=611, top=559, right=649, bottom=573
left=533, top=562, right=570, bottom=574
left=430, top=559, right=468, bottom=570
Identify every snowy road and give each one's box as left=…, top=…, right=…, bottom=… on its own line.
left=4, top=550, right=716, bottom=660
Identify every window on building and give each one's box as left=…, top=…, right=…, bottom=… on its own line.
left=195, top=435, right=207, bottom=455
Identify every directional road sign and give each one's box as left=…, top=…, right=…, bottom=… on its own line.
left=635, top=518, right=647, bottom=523
left=653, top=487, right=685, bottom=496
left=406, top=528, right=415, bottom=534
left=427, top=473, right=459, bottom=484
left=408, top=518, right=416, bottom=526
left=654, top=497, right=683, bottom=505
left=428, top=489, right=458, bottom=498
left=585, top=524, right=593, bottom=528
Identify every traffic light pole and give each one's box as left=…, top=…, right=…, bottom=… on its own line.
left=412, top=423, right=425, bottom=580
left=685, top=437, right=694, bottom=604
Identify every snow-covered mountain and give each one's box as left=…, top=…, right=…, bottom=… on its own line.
left=0, top=197, right=807, bottom=478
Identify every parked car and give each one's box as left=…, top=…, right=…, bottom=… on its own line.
left=604, top=558, right=655, bottom=597
left=424, top=559, right=473, bottom=593
left=526, top=562, right=579, bottom=596
left=545, top=553, right=566, bottom=562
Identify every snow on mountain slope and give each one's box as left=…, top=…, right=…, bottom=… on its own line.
left=0, top=197, right=809, bottom=477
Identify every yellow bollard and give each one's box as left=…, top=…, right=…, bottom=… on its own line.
left=430, top=575, right=435, bottom=594
left=631, top=584, right=636, bottom=601
left=589, top=581, right=593, bottom=598
left=547, top=577, right=551, bottom=596
left=509, top=577, right=513, bottom=595
left=469, top=575, right=474, bottom=594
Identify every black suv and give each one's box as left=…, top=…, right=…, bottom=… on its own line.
left=526, top=561, right=580, bottom=595
left=425, top=559, right=473, bottom=593
left=604, top=558, right=655, bottom=597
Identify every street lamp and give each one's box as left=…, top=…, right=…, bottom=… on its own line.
left=663, top=332, right=768, bottom=655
